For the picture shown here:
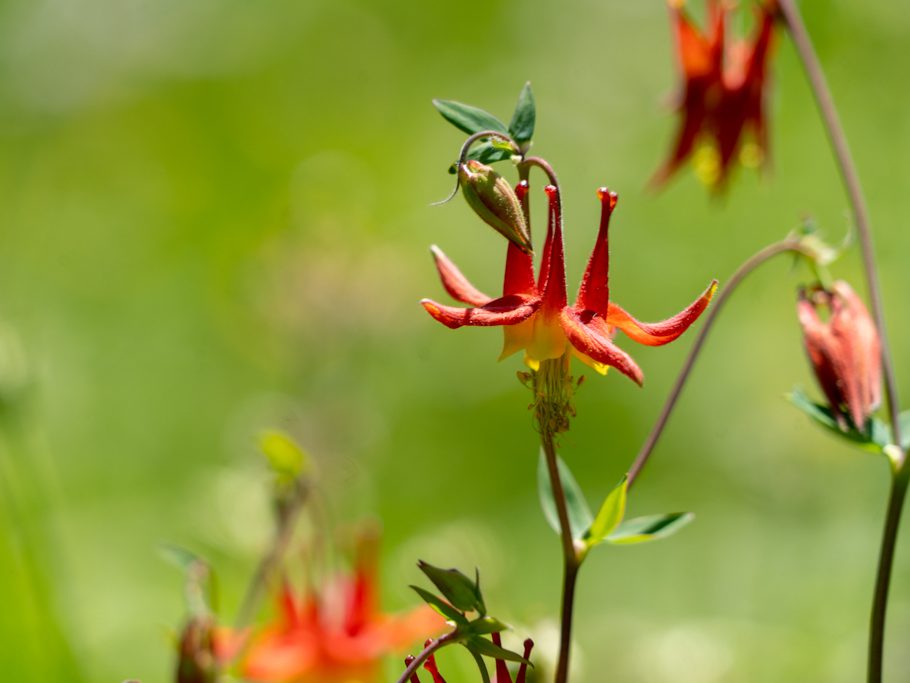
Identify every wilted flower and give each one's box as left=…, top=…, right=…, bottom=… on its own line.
left=233, top=532, right=444, bottom=683
left=797, top=280, right=882, bottom=431
left=422, top=181, right=716, bottom=385
left=652, top=0, right=779, bottom=189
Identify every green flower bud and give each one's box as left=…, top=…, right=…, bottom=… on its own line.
left=458, top=160, right=532, bottom=253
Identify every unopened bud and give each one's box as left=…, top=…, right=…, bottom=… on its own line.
left=458, top=160, right=532, bottom=253
left=176, top=616, right=217, bottom=683
left=797, top=280, right=881, bottom=431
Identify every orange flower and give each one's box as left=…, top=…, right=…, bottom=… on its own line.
left=797, top=280, right=882, bottom=431
left=652, top=0, right=779, bottom=188
left=422, top=182, right=716, bottom=385
left=235, top=537, right=445, bottom=683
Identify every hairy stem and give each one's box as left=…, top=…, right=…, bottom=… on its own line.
left=777, top=0, right=902, bottom=456
left=535, top=356, right=581, bottom=683
left=628, top=240, right=813, bottom=489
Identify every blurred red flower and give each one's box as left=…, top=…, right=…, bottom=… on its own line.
left=227, top=534, right=444, bottom=683
left=797, top=280, right=882, bottom=431
left=422, top=182, right=716, bottom=385
left=652, top=0, right=779, bottom=189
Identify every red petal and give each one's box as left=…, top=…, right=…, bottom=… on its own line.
left=606, top=280, right=717, bottom=346
left=797, top=292, right=851, bottom=429
left=560, top=308, right=643, bottom=386
left=421, top=295, right=539, bottom=329
left=672, top=3, right=715, bottom=77
left=492, top=632, right=511, bottom=683
left=575, top=188, right=617, bottom=317
left=515, top=639, right=534, bottom=683
left=430, top=245, right=491, bottom=307
left=539, top=185, right=568, bottom=313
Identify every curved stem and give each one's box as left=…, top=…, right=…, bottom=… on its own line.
left=868, top=465, right=910, bottom=683
left=434, top=131, right=521, bottom=206
left=520, top=156, right=560, bottom=191
left=396, top=632, right=458, bottom=683
left=628, top=240, right=813, bottom=489
left=778, top=0, right=903, bottom=458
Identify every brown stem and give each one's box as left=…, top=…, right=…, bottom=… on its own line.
left=396, top=632, right=458, bottom=683
left=777, top=0, right=903, bottom=459
left=628, top=240, right=813, bottom=489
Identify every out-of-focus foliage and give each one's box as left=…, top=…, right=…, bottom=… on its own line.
left=1, top=1, right=910, bottom=682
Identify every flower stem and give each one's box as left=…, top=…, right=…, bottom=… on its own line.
left=535, top=356, right=581, bottom=683
left=628, top=239, right=813, bottom=489
left=869, top=464, right=910, bottom=683
left=233, top=479, right=310, bottom=630
left=777, top=4, right=907, bottom=679
left=396, top=632, right=458, bottom=683
left=777, top=0, right=903, bottom=457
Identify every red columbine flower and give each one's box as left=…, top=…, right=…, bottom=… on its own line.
left=652, top=0, right=779, bottom=189
left=797, top=280, right=882, bottom=431
left=232, top=535, right=445, bottom=683
left=421, top=182, right=716, bottom=385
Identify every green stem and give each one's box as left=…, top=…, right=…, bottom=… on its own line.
left=777, top=4, right=907, bottom=679
left=628, top=239, right=813, bottom=488
left=535, top=356, right=581, bottom=683
left=868, top=465, right=910, bottom=683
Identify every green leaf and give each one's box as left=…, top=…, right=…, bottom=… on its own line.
left=788, top=387, right=889, bottom=453
left=418, top=561, right=485, bottom=615
left=607, top=512, right=694, bottom=545
left=508, top=82, right=535, bottom=143
left=433, top=99, right=509, bottom=136
left=537, top=450, right=593, bottom=541
left=465, top=636, right=532, bottom=666
left=410, top=585, right=467, bottom=624
left=259, top=430, right=309, bottom=481
left=584, top=476, right=628, bottom=546
left=465, top=616, right=509, bottom=636
left=447, top=143, right=513, bottom=173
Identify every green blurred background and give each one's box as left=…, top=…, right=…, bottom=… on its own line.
left=2, top=0, right=910, bottom=681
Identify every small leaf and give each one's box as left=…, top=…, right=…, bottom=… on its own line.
left=410, top=585, right=467, bottom=624
left=259, top=430, right=309, bottom=481
left=447, top=143, right=513, bottom=173
left=584, top=476, right=628, bottom=546
left=788, top=387, right=889, bottom=453
left=418, top=561, right=485, bottom=614
left=466, top=636, right=532, bottom=666
left=537, top=450, right=593, bottom=541
left=607, top=512, right=694, bottom=545
left=465, top=616, right=509, bottom=636
left=508, top=82, right=535, bottom=143
left=433, top=99, right=509, bottom=136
